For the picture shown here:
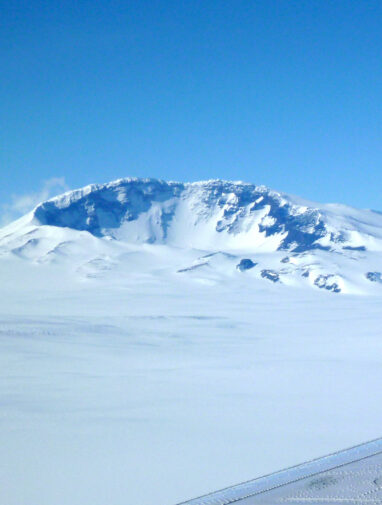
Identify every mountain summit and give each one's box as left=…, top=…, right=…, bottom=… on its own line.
left=1, top=177, right=382, bottom=294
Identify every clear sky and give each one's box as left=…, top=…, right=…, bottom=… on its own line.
left=1, top=0, right=381, bottom=223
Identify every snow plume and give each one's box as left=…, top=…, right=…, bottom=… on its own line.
left=0, top=177, right=69, bottom=226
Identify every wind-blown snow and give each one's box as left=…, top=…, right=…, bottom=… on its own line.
left=1, top=178, right=382, bottom=505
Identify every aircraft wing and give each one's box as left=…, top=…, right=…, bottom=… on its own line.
left=178, top=437, right=382, bottom=505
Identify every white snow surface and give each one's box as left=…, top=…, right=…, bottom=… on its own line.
left=1, top=178, right=382, bottom=505
left=1, top=177, right=382, bottom=294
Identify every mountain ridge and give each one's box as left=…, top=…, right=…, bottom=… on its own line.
left=1, top=177, right=382, bottom=295
left=24, top=178, right=382, bottom=249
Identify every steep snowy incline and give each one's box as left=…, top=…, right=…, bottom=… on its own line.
left=1, top=177, right=382, bottom=294
left=3, top=178, right=382, bottom=250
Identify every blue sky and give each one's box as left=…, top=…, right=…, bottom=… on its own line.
left=1, top=0, right=381, bottom=222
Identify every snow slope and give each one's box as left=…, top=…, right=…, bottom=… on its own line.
left=1, top=256, right=382, bottom=505
left=1, top=177, right=382, bottom=295
left=1, top=178, right=382, bottom=505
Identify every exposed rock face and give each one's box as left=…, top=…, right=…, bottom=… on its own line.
left=314, top=275, right=341, bottom=293
left=237, top=259, right=257, bottom=271
left=366, top=272, right=382, bottom=283
left=30, top=178, right=370, bottom=253
left=261, top=270, right=280, bottom=283
left=2, top=178, right=382, bottom=295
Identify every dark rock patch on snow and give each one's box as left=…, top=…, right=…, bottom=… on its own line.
left=261, top=269, right=280, bottom=283
left=366, top=272, right=382, bottom=283
left=237, top=259, right=257, bottom=271
left=343, top=245, right=366, bottom=251
left=314, top=275, right=341, bottom=293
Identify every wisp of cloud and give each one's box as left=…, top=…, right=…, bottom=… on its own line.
left=0, top=177, right=69, bottom=226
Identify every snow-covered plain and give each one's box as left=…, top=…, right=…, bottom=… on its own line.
left=1, top=179, right=382, bottom=505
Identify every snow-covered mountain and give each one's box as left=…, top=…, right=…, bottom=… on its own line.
left=2, top=179, right=382, bottom=505
left=1, top=177, right=382, bottom=294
